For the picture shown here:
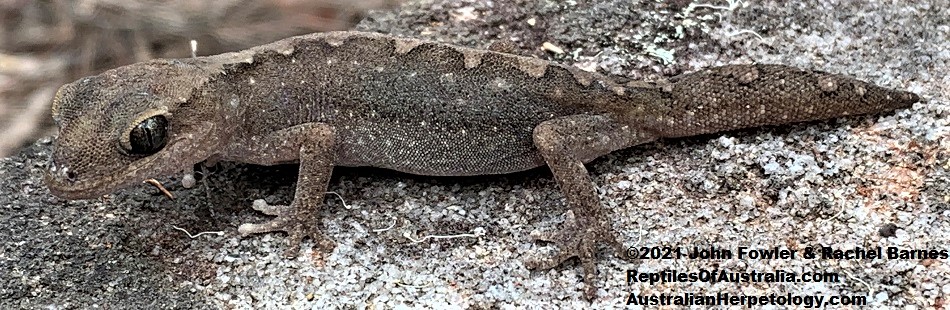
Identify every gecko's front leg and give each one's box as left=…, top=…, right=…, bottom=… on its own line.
left=530, top=114, right=656, bottom=299
left=233, top=123, right=337, bottom=257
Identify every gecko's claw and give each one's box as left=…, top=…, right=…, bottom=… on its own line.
left=238, top=199, right=335, bottom=257
left=526, top=210, right=628, bottom=300
left=247, top=198, right=289, bottom=215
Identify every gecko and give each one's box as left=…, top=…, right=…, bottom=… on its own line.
left=43, top=31, right=919, bottom=299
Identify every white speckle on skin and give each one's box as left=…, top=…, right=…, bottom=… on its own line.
left=492, top=78, right=511, bottom=90
left=819, top=76, right=838, bottom=92
left=249, top=77, right=255, bottom=84
left=441, top=73, right=456, bottom=83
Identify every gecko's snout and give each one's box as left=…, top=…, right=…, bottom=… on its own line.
left=45, top=160, right=73, bottom=193
left=44, top=157, right=97, bottom=200
left=47, top=160, right=77, bottom=183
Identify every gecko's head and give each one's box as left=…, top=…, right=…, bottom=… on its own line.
left=45, top=60, right=218, bottom=199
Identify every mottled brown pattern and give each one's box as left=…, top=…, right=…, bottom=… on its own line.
left=44, top=31, right=918, bottom=300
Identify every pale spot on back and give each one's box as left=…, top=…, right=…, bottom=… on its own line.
left=393, top=38, right=426, bottom=55
left=571, top=69, right=593, bottom=87
left=818, top=76, right=839, bottom=92
left=516, top=57, right=548, bottom=78
left=324, top=32, right=356, bottom=46
left=462, top=50, right=485, bottom=69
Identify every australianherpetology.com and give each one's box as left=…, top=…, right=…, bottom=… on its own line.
left=44, top=31, right=918, bottom=298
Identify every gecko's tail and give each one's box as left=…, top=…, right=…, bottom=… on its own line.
left=658, top=64, right=918, bottom=138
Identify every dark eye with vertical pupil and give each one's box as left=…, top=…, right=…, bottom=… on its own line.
left=128, top=115, right=169, bottom=155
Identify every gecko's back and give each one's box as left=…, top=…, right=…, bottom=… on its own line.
left=205, top=32, right=634, bottom=175
left=201, top=32, right=916, bottom=177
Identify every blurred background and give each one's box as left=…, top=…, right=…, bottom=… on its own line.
left=0, top=0, right=403, bottom=157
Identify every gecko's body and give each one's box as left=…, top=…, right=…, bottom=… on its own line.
left=44, top=31, right=918, bottom=298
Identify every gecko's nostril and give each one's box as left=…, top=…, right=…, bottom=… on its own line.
left=65, top=170, right=77, bottom=182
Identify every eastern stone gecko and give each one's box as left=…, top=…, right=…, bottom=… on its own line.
left=43, top=31, right=919, bottom=299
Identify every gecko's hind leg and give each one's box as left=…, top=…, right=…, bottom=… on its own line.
left=528, top=114, right=654, bottom=299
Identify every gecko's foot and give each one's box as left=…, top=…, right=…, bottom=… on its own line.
left=238, top=199, right=335, bottom=257
left=525, top=210, right=628, bottom=300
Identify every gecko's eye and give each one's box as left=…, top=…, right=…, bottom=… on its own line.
left=127, top=115, right=169, bottom=155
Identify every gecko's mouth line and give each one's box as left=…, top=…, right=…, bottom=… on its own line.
left=44, top=171, right=125, bottom=199
left=45, top=163, right=183, bottom=200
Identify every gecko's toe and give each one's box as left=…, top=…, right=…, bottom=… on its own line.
left=249, top=199, right=291, bottom=215
left=288, top=225, right=336, bottom=256
left=525, top=210, right=626, bottom=300
left=525, top=248, right=576, bottom=270
left=238, top=200, right=336, bottom=256
left=528, top=230, right=559, bottom=243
